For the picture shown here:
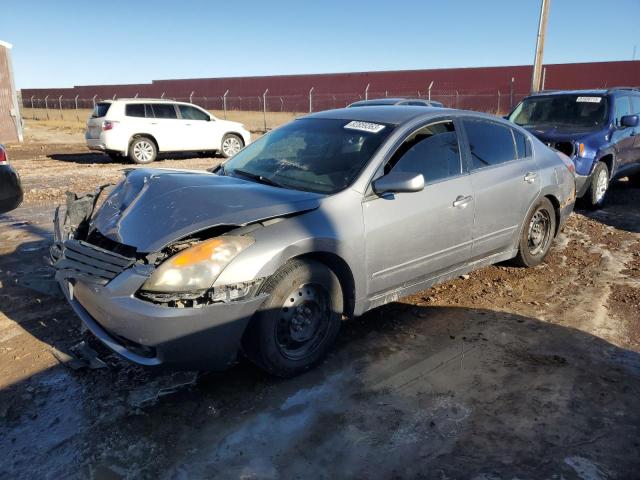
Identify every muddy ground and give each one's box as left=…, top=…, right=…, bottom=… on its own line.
left=0, top=128, right=639, bottom=479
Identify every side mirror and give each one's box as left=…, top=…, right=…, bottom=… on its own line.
left=372, top=171, right=425, bottom=195
left=621, top=114, right=639, bottom=128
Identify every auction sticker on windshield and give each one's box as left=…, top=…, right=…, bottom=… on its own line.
left=344, top=121, right=386, bottom=133
left=576, top=96, right=602, bottom=103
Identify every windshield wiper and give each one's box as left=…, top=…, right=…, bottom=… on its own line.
left=231, top=169, right=283, bottom=188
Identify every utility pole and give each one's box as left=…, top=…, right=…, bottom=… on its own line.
left=531, top=0, right=551, bottom=93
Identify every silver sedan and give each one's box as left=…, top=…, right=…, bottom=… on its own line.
left=51, top=106, right=576, bottom=376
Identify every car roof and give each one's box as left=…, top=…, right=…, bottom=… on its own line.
left=104, top=98, right=188, bottom=104
left=350, top=98, right=433, bottom=106
left=306, top=105, right=461, bottom=126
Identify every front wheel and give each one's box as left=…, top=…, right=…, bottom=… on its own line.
left=513, top=197, right=557, bottom=268
left=243, top=259, right=343, bottom=377
left=583, top=162, right=609, bottom=209
left=220, top=134, right=244, bottom=158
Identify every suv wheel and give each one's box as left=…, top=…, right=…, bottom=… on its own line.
left=513, top=197, right=556, bottom=268
left=243, top=259, right=343, bottom=377
left=129, top=137, right=157, bottom=164
left=584, top=162, right=609, bottom=209
left=220, top=134, right=244, bottom=158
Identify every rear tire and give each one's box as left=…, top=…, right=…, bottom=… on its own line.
left=583, top=162, right=609, bottom=210
left=243, top=259, right=343, bottom=377
left=220, top=134, right=244, bottom=158
left=513, top=197, right=557, bottom=268
left=128, top=136, right=157, bottom=164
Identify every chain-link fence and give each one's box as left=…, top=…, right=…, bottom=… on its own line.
left=20, top=89, right=529, bottom=132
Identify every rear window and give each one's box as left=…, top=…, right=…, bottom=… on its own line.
left=91, top=102, right=111, bottom=118
left=125, top=104, right=146, bottom=118
left=151, top=104, right=177, bottom=119
left=512, top=129, right=530, bottom=158
left=463, top=119, right=517, bottom=169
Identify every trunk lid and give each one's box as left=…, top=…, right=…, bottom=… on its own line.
left=86, top=102, right=112, bottom=139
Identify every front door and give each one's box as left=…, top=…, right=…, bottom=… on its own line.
left=611, top=95, right=637, bottom=176
left=461, top=118, right=541, bottom=259
left=177, top=104, right=216, bottom=150
left=363, top=120, right=474, bottom=296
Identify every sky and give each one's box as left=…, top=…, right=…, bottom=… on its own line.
left=2, top=0, right=639, bottom=89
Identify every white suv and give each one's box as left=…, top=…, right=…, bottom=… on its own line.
left=85, top=99, right=251, bottom=164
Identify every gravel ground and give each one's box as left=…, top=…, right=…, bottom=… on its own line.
left=1, top=127, right=639, bottom=479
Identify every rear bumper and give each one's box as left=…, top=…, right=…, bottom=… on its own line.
left=85, top=137, right=106, bottom=151
left=58, top=271, right=267, bottom=369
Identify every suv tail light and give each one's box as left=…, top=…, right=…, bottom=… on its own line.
left=102, top=120, right=118, bottom=131
left=0, top=146, right=7, bottom=165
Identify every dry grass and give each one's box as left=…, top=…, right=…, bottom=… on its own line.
left=22, top=107, right=299, bottom=134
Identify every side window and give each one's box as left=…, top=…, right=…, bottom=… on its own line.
left=614, top=96, right=631, bottom=125
left=385, top=121, right=462, bottom=183
left=512, top=129, right=530, bottom=159
left=463, top=120, right=517, bottom=169
left=631, top=96, right=640, bottom=115
left=178, top=105, right=210, bottom=121
left=407, top=101, right=427, bottom=106
left=151, top=104, right=178, bottom=119
left=125, top=104, right=145, bottom=118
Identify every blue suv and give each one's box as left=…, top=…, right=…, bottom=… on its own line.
left=508, top=88, right=640, bottom=208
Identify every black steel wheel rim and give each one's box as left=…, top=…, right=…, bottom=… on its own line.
left=527, top=208, right=551, bottom=256
left=275, top=283, right=331, bottom=360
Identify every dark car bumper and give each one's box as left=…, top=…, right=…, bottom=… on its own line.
left=59, top=274, right=267, bottom=369
left=0, top=164, right=23, bottom=214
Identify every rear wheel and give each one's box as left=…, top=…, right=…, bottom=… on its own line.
left=243, top=259, right=343, bottom=377
left=220, top=134, right=244, bottom=158
left=583, top=162, right=609, bottom=209
left=513, top=197, right=556, bottom=267
left=129, top=137, right=157, bottom=164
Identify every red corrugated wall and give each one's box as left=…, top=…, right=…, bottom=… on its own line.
left=21, top=60, right=640, bottom=112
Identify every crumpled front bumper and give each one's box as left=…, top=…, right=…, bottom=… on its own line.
left=58, top=272, right=266, bottom=369
left=50, top=190, right=268, bottom=370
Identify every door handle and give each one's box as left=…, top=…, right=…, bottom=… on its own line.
left=453, top=195, right=473, bottom=208
left=150, top=122, right=158, bottom=125
left=524, top=171, right=538, bottom=183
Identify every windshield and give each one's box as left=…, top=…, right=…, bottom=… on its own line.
left=509, top=94, right=609, bottom=129
left=220, top=118, right=393, bottom=194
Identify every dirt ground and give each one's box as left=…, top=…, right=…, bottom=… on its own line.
left=1, top=125, right=639, bottom=479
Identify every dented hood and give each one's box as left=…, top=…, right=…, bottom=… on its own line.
left=90, top=169, right=323, bottom=252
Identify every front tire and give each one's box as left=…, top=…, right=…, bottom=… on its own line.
left=129, top=137, right=157, bottom=164
left=220, top=134, right=244, bottom=158
left=513, top=197, right=557, bottom=268
left=243, top=259, right=343, bottom=377
left=583, top=162, right=609, bottom=209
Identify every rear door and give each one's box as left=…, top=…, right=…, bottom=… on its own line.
left=363, top=119, right=474, bottom=296
left=461, top=118, right=540, bottom=260
left=176, top=104, right=215, bottom=150
left=148, top=103, right=180, bottom=151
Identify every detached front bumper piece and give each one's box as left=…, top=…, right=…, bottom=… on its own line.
left=50, top=190, right=267, bottom=370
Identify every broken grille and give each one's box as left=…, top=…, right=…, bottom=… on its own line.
left=54, top=239, right=135, bottom=285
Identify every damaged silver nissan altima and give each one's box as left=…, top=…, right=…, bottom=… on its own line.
left=51, top=106, right=576, bottom=376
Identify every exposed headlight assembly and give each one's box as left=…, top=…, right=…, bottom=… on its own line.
left=141, top=236, right=254, bottom=293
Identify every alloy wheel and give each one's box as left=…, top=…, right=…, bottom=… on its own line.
left=595, top=168, right=608, bottom=203
left=222, top=136, right=242, bottom=157
left=133, top=140, right=154, bottom=162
